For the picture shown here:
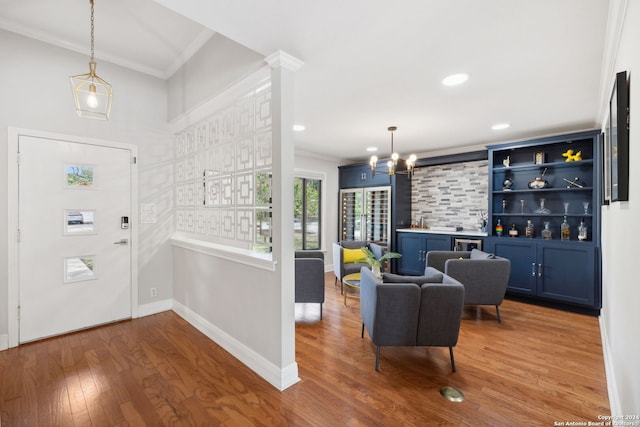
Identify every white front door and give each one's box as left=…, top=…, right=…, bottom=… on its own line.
left=18, top=135, right=133, bottom=343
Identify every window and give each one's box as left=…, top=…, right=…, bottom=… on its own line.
left=294, top=177, right=322, bottom=250
left=254, top=172, right=272, bottom=253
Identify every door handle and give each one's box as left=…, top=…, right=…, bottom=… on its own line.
left=538, top=263, right=542, bottom=278
left=531, top=263, right=536, bottom=277
left=113, top=239, right=129, bottom=245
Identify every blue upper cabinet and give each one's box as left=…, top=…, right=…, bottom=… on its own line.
left=485, top=129, right=602, bottom=312
left=339, top=163, right=392, bottom=188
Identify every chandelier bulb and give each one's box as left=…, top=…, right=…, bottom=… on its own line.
left=85, top=83, right=98, bottom=108
left=86, top=94, right=98, bottom=109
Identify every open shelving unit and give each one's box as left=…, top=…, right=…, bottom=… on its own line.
left=485, top=130, right=602, bottom=313
left=490, top=134, right=598, bottom=241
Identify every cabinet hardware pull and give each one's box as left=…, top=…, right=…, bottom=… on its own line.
left=531, top=263, right=536, bottom=277
left=538, top=263, right=542, bottom=278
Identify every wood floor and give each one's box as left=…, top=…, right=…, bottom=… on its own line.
left=0, top=273, right=609, bottom=426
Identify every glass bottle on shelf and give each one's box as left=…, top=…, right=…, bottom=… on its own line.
left=525, top=219, right=535, bottom=238
left=495, top=219, right=503, bottom=236
left=542, top=221, right=552, bottom=240
left=578, top=218, right=588, bottom=241
left=561, top=216, right=570, bottom=240
left=509, top=223, right=519, bottom=237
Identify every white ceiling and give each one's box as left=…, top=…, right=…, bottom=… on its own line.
left=0, top=0, right=611, bottom=162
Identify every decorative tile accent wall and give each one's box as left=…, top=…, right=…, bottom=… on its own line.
left=411, top=160, right=488, bottom=231
left=174, top=80, right=272, bottom=251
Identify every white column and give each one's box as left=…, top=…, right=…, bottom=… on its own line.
left=265, top=50, right=304, bottom=390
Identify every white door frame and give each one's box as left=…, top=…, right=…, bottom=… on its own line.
left=7, top=127, right=139, bottom=348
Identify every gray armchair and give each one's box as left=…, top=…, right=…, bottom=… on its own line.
left=332, top=240, right=384, bottom=294
left=359, top=267, right=465, bottom=372
left=295, top=251, right=325, bottom=319
left=426, top=249, right=511, bottom=323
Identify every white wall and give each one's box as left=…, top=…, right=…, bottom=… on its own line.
left=167, top=33, right=265, bottom=121
left=0, top=30, right=174, bottom=340
left=169, top=57, right=302, bottom=390
left=600, top=0, right=640, bottom=415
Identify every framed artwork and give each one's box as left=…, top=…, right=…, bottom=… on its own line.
left=608, top=71, right=630, bottom=202
left=534, top=152, right=545, bottom=165
left=602, top=130, right=611, bottom=205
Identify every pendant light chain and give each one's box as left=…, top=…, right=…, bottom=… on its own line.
left=69, top=0, right=113, bottom=120
left=90, top=0, right=95, bottom=62
left=390, top=129, right=394, bottom=154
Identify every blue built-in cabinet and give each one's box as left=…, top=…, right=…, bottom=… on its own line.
left=485, top=130, right=602, bottom=313
left=396, top=232, right=452, bottom=275
left=338, top=163, right=393, bottom=189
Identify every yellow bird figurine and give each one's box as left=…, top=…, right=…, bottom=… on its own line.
left=562, top=149, right=582, bottom=162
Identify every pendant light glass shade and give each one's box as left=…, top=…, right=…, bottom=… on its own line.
left=69, top=0, right=112, bottom=120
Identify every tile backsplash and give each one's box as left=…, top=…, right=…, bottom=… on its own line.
left=411, top=160, right=488, bottom=231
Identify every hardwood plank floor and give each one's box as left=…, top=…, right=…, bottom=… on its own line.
left=0, top=273, right=609, bottom=426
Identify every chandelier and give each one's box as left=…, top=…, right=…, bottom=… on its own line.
left=370, top=126, right=417, bottom=176
left=69, top=0, right=113, bottom=120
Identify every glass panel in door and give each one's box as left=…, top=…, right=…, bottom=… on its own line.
left=365, top=187, right=390, bottom=248
left=340, top=189, right=363, bottom=241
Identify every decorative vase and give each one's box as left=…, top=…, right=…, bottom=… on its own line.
left=528, top=177, right=550, bottom=189
left=372, top=264, right=382, bottom=279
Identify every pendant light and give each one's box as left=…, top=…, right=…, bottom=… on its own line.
left=370, top=126, right=417, bottom=176
left=69, top=0, right=113, bottom=120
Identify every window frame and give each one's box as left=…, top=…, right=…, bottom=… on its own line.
left=294, top=170, right=325, bottom=251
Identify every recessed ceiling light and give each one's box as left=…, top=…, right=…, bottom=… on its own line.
left=442, top=73, right=470, bottom=86
left=293, top=124, right=306, bottom=131
left=366, top=146, right=378, bottom=152
left=491, top=123, right=511, bottom=130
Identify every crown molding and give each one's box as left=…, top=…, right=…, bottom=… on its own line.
left=265, top=51, right=304, bottom=72
left=0, top=17, right=214, bottom=80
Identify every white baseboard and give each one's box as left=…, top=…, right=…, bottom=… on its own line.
left=172, top=300, right=300, bottom=391
left=137, top=299, right=173, bottom=318
left=0, top=334, right=8, bottom=351
left=599, top=311, right=621, bottom=415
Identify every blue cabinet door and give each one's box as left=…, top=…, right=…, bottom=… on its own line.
left=396, top=233, right=452, bottom=275
left=488, top=238, right=537, bottom=295
left=396, top=233, right=426, bottom=275
left=425, top=234, right=451, bottom=252
left=339, top=164, right=391, bottom=188
left=537, top=243, right=596, bottom=306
